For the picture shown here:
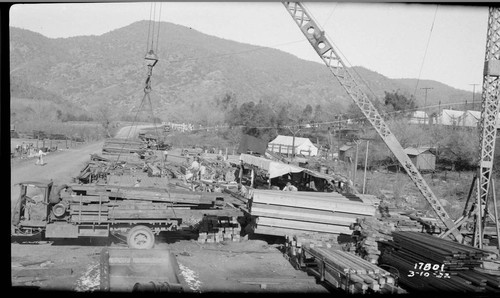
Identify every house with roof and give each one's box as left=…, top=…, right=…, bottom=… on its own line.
left=409, top=111, right=429, bottom=124
left=268, top=135, right=318, bottom=156
left=404, top=147, right=436, bottom=172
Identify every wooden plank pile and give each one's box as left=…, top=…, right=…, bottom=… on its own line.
left=350, top=211, right=447, bottom=265
left=379, top=231, right=500, bottom=293
left=196, top=215, right=241, bottom=243
left=107, top=173, right=171, bottom=188
left=250, top=190, right=379, bottom=237
left=350, top=217, right=395, bottom=264
left=61, top=185, right=242, bottom=226
left=102, top=138, right=146, bottom=156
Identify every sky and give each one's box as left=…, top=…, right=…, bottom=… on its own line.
left=9, top=2, right=490, bottom=94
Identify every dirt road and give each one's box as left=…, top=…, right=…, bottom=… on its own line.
left=10, top=125, right=148, bottom=208
left=10, top=141, right=104, bottom=209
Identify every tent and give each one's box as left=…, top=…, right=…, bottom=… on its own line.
left=268, top=135, right=318, bottom=156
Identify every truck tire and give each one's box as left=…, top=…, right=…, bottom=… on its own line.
left=127, top=225, right=155, bottom=249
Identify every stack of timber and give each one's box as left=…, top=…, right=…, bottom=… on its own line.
left=379, top=231, right=500, bottom=293
left=286, top=241, right=406, bottom=294
left=107, top=173, right=171, bottom=189
left=102, top=138, right=146, bottom=156
left=350, top=210, right=446, bottom=264
left=196, top=215, right=241, bottom=243
left=351, top=217, right=395, bottom=264
left=250, top=189, right=379, bottom=237
left=61, top=185, right=243, bottom=226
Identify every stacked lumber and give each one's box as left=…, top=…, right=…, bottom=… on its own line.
left=61, top=185, right=242, bottom=225
left=250, top=190, right=379, bottom=237
left=102, top=138, right=146, bottom=155
left=351, top=217, right=395, bottom=264
left=107, top=173, right=171, bottom=188
left=290, top=244, right=406, bottom=294
left=379, top=231, right=500, bottom=293
left=196, top=215, right=241, bottom=243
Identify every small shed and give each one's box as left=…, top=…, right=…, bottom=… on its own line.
left=339, top=145, right=354, bottom=162
left=404, top=147, right=436, bottom=172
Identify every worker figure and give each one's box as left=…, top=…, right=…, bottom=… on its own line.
left=36, top=149, right=47, bottom=165
left=23, top=194, right=43, bottom=221
left=163, top=148, right=168, bottom=162
left=199, top=163, right=207, bottom=180
left=282, top=182, right=298, bottom=191
left=189, top=157, right=201, bottom=181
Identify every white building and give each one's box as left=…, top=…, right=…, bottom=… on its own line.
left=268, top=135, right=319, bottom=156
left=409, top=111, right=429, bottom=124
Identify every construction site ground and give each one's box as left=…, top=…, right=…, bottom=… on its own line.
left=10, top=130, right=327, bottom=293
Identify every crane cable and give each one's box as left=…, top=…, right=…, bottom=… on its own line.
left=114, top=2, right=163, bottom=165
left=413, top=5, right=439, bottom=98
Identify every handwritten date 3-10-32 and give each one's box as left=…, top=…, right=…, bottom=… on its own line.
left=408, top=263, right=450, bottom=278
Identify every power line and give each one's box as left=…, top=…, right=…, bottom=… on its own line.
left=173, top=100, right=479, bottom=133
left=413, top=4, right=439, bottom=97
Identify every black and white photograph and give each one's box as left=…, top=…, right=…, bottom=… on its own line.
left=8, top=0, right=500, bottom=294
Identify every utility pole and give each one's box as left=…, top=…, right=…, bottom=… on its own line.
left=363, top=140, right=370, bottom=194
left=421, top=87, right=433, bottom=124
left=470, top=83, right=480, bottom=110
left=288, top=126, right=301, bottom=161
left=353, top=139, right=361, bottom=185
left=337, top=114, right=343, bottom=156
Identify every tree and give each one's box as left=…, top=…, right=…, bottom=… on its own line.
left=91, top=102, right=114, bottom=138
left=383, top=90, right=417, bottom=118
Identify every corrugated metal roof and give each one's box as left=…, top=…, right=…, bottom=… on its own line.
left=404, top=147, right=433, bottom=156
left=339, top=145, right=353, bottom=151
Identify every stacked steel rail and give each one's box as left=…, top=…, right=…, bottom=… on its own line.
left=284, top=235, right=406, bottom=294
left=379, top=231, right=500, bottom=292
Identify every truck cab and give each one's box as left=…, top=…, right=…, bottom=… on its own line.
left=11, top=181, right=53, bottom=236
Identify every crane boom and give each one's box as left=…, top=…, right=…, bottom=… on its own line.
left=475, top=7, right=500, bottom=246
left=283, top=2, right=463, bottom=242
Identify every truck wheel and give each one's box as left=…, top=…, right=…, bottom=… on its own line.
left=127, top=225, right=155, bottom=249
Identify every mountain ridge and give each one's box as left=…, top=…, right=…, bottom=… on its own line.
left=10, top=21, right=474, bottom=124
